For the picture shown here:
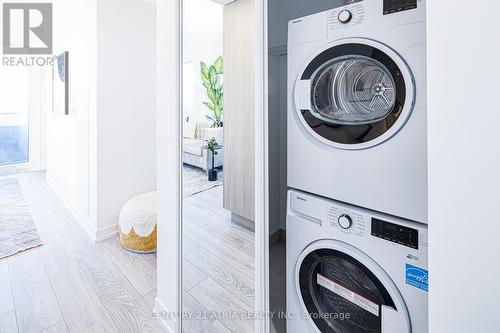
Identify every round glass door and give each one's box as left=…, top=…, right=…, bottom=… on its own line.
left=312, top=56, right=396, bottom=125
left=296, top=245, right=406, bottom=333
left=295, top=41, right=415, bottom=149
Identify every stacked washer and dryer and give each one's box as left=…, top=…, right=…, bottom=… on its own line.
left=286, top=0, right=428, bottom=332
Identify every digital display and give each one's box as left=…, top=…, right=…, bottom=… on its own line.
left=371, top=218, right=418, bottom=249
left=383, top=0, right=417, bottom=15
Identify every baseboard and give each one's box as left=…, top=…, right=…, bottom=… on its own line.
left=269, top=228, right=286, bottom=247
left=95, top=224, right=119, bottom=243
left=280, top=228, right=286, bottom=242
left=155, top=297, right=178, bottom=333
left=46, top=180, right=97, bottom=242
left=46, top=179, right=118, bottom=243
left=231, top=212, right=255, bottom=231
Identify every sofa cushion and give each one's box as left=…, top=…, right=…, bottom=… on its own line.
left=183, top=138, right=204, bottom=156
left=183, top=120, right=197, bottom=139
left=204, top=127, right=224, bottom=145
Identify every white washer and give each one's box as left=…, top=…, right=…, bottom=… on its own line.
left=287, top=190, right=428, bottom=333
left=288, top=0, right=427, bottom=223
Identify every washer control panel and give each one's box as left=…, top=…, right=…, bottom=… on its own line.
left=338, top=214, right=353, bottom=229
left=337, top=9, right=352, bottom=24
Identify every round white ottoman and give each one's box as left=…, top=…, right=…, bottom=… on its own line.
left=119, top=191, right=157, bottom=253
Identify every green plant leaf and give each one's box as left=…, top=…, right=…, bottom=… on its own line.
left=201, top=57, right=224, bottom=127
left=202, top=76, right=211, bottom=88
left=207, top=90, right=216, bottom=103
left=200, top=62, right=209, bottom=79
left=203, top=102, right=215, bottom=111
left=208, top=66, right=217, bottom=83
left=214, top=56, right=223, bottom=74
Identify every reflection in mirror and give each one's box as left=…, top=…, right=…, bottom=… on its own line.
left=182, top=0, right=256, bottom=332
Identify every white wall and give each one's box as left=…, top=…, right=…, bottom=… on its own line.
left=97, top=0, right=157, bottom=236
left=28, top=68, right=48, bottom=171
left=427, top=1, right=500, bottom=331
left=46, top=0, right=97, bottom=233
left=183, top=0, right=223, bottom=121
left=46, top=0, right=156, bottom=240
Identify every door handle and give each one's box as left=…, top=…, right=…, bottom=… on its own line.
left=295, top=79, right=311, bottom=111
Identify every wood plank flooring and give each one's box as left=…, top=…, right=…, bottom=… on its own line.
left=0, top=260, right=14, bottom=317
left=0, top=312, right=18, bottom=333
left=183, top=186, right=255, bottom=333
left=0, top=172, right=164, bottom=333
left=0, top=172, right=254, bottom=333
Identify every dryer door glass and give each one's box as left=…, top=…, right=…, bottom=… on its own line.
left=311, top=56, right=396, bottom=125
left=298, top=248, right=396, bottom=333
left=298, top=43, right=410, bottom=146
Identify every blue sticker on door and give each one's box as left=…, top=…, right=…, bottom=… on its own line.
left=406, top=264, right=428, bottom=292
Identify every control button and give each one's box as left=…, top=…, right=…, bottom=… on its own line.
left=338, top=10, right=352, bottom=23
left=338, top=214, right=353, bottom=229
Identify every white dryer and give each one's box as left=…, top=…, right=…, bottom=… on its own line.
left=287, top=0, right=427, bottom=223
left=286, top=190, right=428, bottom=333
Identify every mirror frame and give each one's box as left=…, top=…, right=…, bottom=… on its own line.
left=156, top=0, right=270, bottom=332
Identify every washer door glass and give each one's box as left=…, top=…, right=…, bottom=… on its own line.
left=298, top=248, right=396, bottom=333
left=296, top=43, right=412, bottom=147
left=312, top=56, right=396, bottom=125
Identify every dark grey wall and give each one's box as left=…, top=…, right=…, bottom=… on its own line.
left=268, top=3, right=358, bottom=332
left=268, top=0, right=350, bottom=48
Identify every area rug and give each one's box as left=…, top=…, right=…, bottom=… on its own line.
left=183, top=164, right=223, bottom=198
left=0, top=178, right=42, bottom=259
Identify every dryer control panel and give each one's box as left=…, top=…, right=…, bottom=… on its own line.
left=328, top=205, right=367, bottom=237
left=328, top=3, right=365, bottom=31
left=383, top=0, right=417, bottom=15
left=371, top=218, right=419, bottom=249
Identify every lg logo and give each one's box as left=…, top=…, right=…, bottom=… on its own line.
left=2, top=3, right=53, bottom=54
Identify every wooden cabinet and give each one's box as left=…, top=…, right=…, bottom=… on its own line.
left=223, top=0, right=255, bottom=222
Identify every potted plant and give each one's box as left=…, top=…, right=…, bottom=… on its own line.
left=200, top=56, right=224, bottom=128
left=206, top=137, right=219, bottom=181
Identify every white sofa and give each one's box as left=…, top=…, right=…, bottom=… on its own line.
left=183, top=120, right=224, bottom=171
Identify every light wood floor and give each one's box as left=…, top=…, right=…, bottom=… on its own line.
left=0, top=172, right=163, bottom=333
left=183, top=186, right=255, bottom=333
left=0, top=172, right=254, bottom=333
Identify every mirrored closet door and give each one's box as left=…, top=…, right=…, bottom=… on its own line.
left=181, top=0, right=256, bottom=332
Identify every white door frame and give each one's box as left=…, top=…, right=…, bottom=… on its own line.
left=156, top=0, right=182, bottom=332
left=254, top=0, right=270, bottom=332
left=156, top=0, right=270, bottom=332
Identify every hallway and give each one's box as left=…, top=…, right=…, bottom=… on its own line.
left=0, top=172, right=163, bottom=333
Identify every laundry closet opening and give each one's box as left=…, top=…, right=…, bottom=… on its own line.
left=266, top=0, right=429, bottom=332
